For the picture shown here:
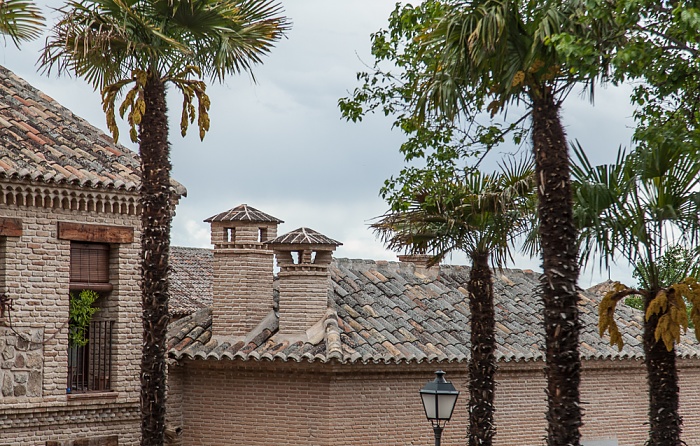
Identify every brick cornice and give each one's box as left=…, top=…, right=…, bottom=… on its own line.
left=0, top=180, right=140, bottom=216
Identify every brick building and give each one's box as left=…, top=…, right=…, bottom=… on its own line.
left=3, top=63, right=700, bottom=446
left=0, top=65, right=185, bottom=445
left=166, top=204, right=700, bottom=446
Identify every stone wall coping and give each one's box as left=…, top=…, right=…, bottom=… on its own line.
left=67, top=391, right=119, bottom=402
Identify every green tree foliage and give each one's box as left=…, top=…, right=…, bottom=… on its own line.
left=0, top=0, right=43, bottom=47
left=372, top=159, right=534, bottom=446
left=41, top=2, right=289, bottom=445
left=68, top=289, right=100, bottom=348
left=627, top=246, right=699, bottom=329
left=558, top=4, right=700, bottom=444
left=340, top=2, right=620, bottom=444
left=573, top=134, right=700, bottom=445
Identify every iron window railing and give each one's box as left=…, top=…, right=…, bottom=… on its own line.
left=67, top=320, right=114, bottom=393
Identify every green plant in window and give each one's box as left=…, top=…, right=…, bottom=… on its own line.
left=69, top=289, right=99, bottom=347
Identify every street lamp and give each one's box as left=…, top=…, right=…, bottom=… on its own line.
left=419, top=370, right=460, bottom=446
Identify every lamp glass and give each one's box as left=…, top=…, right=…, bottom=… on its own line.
left=437, top=393, right=458, bottom=420
left=421, top=392, right=437, bottom=419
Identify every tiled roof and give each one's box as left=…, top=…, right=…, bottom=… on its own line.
left=0, top=65, right=185, bottom=196
left=167, top=254, right=700, bottom=364
left=169, top=247, right=213, bottom=317
left=204, top=204, right=283, bottom=223
left=266, top=227, right=342, bottom=246
left=586, top=279, right=618, bottom=297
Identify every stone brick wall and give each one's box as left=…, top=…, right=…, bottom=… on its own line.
left=169, top=358, right=700, bottom=446
left=0, top=181, right=142, bottom=445
left=0, top=326, right=43, bottom=398
left=211, top=248, right=275, bottom=337
left=210, top=220, right=278, bottom=338
left=277, top=271, right=331, bottom=334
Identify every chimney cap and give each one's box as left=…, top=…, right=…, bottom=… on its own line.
left=204, top=204, right=284, bottom=223
left=266, top=227, right=342, bottom=247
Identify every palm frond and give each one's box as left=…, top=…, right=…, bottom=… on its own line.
left=372, top=157, right=535, bottom=270
left=572, top=135, right=700, bottom=290
left=0, top=0, right=44, bottom=47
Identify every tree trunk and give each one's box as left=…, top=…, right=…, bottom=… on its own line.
left=644, top=291, right=682, bottom=446
left=467, top=250, right=496, bottom=446
left=531, top=87, right=582, bottom=446
left=139, top=74, right=171, bottom=446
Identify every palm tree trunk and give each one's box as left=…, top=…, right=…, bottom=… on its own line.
left=467, top=250, right=496, bottom=446
left=139, top=74, right=171, bottom=446
left=644, top=291, right=682, bottom=446
left=531, top=87, right=582, bottom=446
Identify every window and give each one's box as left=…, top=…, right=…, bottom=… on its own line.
left=69, top=242, right=112, bottom=292
left=67, top=320, right=114, bottom=393
left=68, top=242, right=114, bottom=393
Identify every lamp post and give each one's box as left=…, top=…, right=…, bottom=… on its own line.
left=419, top=370, right=460, bottom=446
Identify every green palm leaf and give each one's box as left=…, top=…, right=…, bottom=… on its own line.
left=0, top=0, right=44, bottom=46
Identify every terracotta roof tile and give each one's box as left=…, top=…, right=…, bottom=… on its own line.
left=0, top=65, right=185, bottom=196
left=169, top=247, right=213, bottom=317
left=167, top=253, right=700, bottom=364
left=204, top=204, right=283, bottom=223
left=266, top=227, right=341, bottom=246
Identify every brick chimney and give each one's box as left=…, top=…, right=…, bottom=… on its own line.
left=204, top=204, right=282, bottom=337
left=266, top=228, right=341, bottom=335
left=398, top=254, right=440, bottom=280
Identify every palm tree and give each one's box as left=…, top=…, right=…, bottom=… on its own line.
left=40, top=2, right=289, bottom=444
left=407, top=1, right=619, bottom=443
left=0, top=0, right=43, bottom=46
left=573, top=136, right=700, bottom=446
left=373, top=160, right=534, bottom=446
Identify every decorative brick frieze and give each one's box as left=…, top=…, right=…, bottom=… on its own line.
left=0, top=181, right=140, bottom=217
left=0, top=401, right=139, bottom=445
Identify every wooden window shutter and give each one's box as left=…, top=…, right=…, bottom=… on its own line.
left=70, top=242, right=112, bottom=292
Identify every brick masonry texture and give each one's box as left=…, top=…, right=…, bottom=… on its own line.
left=167, top=359, right=700, bottom=446
left=0, top=194, right=142, bottom=445
left=0, top=64, right=153, bottom=445
left=278, top=271, right=331, bottom=334
left=167, top=241, right=700, bottom=445
left=212, top=248, right=275, bottom=337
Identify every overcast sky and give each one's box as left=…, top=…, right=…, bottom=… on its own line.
left=2, top=1, right=638, bottom=287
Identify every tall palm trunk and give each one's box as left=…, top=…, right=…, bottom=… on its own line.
left=139, top=74, right=171, bottom=446
left=467, top=250, right=496, bottom=446
left=643, top=290, right=682, bottom=446
left=531, top=87, right=582, bottom=446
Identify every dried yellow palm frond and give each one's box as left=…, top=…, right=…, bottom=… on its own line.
left=528, top=58, right=544, bottom=73
left=676, top=278, right=700, bottom=342
left=648, top=279, right=700, bottom=350
left=511, top=70, right=525, bottom=87
left=646, top=289, right=668, bottom=319
left=598, top=281, right=638, bottom=351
